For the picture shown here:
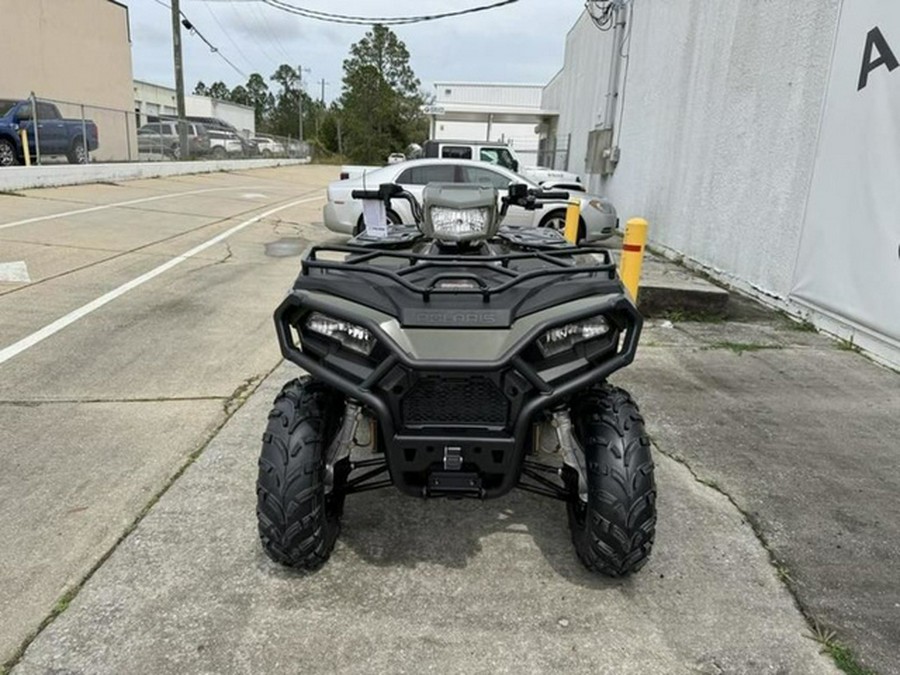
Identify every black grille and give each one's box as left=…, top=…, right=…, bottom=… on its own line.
left=401, top=376, right=508, bottom=426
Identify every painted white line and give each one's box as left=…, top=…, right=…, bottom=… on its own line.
left=0, top=185, right=283, bottom=232
left=0, top=195, right=323, bottom=366
left=0, top=261, right=30, bottom=283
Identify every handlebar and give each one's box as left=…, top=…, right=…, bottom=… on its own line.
left=351, top=183, right=424, bottom=224
left=348, top=182, right=572, bottom=228
left=532, top=190, right=571, bottom=200
left=501, top=184, right=571, bottom=216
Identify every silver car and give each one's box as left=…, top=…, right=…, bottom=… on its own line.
left=323, top=159, right=617, bottom=239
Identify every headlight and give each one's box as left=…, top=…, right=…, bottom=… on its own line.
left=429, top=206, right=490, bottom=237
left=305, top=312, right=375, bottom=355
left=537, top=316, right=610, bottom=357
left=588, top=199, right=612, bottom=214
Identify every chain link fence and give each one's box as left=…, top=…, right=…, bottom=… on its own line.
left=5, top=93, right=310, bottom=167
left=536, top=134, right=571, bottom=171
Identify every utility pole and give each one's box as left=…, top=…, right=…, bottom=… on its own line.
left=319, top=78, right=327, bottom=105
left=171, top=0, right=188, bottom=159
left=297, top=65, right=311, bottom=141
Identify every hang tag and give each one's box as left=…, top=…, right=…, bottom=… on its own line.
left=362, top=200, right=389, bottom=238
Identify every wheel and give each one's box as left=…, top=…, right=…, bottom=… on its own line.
left=168, top=143, right=181, bottom=160
left=0, top=138, right=19, bottom=166
left=262, top=149, right=272, bottom=158
left=67, top=138, right=89, bottom=164
left=211, top=145, right=226, bottom=159
left=256, top=377, right=346, bottom=570
left=539, top=209, right=585, bottom=242
left=354, top=209, right=402, bottom=235
left=567, top=384, right=656, bottom=576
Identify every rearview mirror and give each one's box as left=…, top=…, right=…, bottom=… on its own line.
left=511, top=159, right=519, bottom=172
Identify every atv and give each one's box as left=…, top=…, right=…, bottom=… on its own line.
left=256, top=181, right=656, bottom=576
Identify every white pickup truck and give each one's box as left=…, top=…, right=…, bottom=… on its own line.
left=340, top=139, right=584, bottom=190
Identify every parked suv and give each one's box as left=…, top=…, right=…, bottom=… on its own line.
left=185, top=116, right=254, bottom=158
left=137, top=121, right=210, bottom=159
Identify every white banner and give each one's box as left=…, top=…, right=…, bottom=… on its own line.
left=791, top=0, right=900, bottom=349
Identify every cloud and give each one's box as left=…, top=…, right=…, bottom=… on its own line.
left=128, top=0, right=585, bottom=102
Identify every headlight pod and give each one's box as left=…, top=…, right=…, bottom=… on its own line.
left=429, top=206, right=491, bottom=238
left=537, top=316, right=610, bottom=357
left=588, top=199, right=613, bottom=214
left=305, top=312, right=375, bottom=355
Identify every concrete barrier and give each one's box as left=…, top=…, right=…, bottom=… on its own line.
left=0, top=158, right=311, bottom=192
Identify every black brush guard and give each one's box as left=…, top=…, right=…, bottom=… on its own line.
left=274, top=244, right=642, bottom=499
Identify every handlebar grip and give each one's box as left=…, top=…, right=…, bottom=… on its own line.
left=534, top=190, right=570, bottom=200
left=350, top=189, right=383, bottom=200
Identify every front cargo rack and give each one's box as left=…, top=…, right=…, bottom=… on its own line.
left=301, top=243, right=618, bottom=302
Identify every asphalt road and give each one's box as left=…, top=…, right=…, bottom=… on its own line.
left=0, top=166, right=866, bottom=673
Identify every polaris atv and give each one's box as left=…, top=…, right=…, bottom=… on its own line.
left=257, top=182, right=656, bottom=576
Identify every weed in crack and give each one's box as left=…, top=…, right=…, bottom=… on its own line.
left=702, top=341, right=783, bottom=355
left=806, top=619, right=877, bottom=675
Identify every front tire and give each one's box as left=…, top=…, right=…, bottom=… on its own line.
left=256, top=377, right=344, bottom=570
left=0, top=138, right=19, bottom=166
left=568, top=384, right=656, bottom=576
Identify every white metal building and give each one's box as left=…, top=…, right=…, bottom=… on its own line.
left=543, top=0, right=900, bottom=368
left=133, top=81, right=255, bottom=137
left=429, top=82, right=558, bottom=166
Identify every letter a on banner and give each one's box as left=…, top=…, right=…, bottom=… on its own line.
left=858, top=26, right=899, bottom=90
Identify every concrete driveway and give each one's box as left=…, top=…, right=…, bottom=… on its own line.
left=2, top=165, right=891, bottom=673
left=11, top=363, right=835, bottom=675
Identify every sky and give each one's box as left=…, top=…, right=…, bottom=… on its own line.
left=129, top=0, right=586, bottom=103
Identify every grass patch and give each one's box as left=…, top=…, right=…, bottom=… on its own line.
left=837, top=337, right=862, bottom=353
left=52, top=587, right=79, bottom=615
left=703, top=341, right=783, bottom=355
left=807, top=621, right=877, bottom=675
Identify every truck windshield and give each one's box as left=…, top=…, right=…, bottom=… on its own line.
left=0, top=100, right=18, bottom=117
left=480, top=147, right=517, bottom=171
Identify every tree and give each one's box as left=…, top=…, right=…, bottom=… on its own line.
left=230, top=85, right=251, bottom=107
left=339, top=25, right=427, bottom=163
left=193, top=81, right=209, bottom=96
left=267, top=65, right=316, bottom=139
left=246, top=73, right=274, bottom=129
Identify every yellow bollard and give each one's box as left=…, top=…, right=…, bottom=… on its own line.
left=19, top=129, right=31, bottom=166
left=564, top=200, right=580, bottom=244
left=619, top=217, right=649, bottom=302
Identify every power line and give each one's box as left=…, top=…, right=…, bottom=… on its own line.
left=257, top=0, right=521, bottom=26
left=250, top=1, right=297, bottom=64
left=152, top=0, right=248, bottom=78
left=202, top=0, right=258, bottom=72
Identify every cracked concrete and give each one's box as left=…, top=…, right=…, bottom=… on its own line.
left=10, top=363, right=838, bottom=675
left=618, top=316, right=900, bottom=675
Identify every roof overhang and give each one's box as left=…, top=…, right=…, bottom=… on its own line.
left=426, top=103, right=558, bottom=125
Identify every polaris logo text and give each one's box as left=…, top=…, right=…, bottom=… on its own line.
left=412, top=311, right=500, bottom=325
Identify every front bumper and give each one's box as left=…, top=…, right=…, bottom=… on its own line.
left=275, top=291, right=641, bottom=498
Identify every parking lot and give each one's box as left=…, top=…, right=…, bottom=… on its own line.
left=1, top=165, right=897, bottom=674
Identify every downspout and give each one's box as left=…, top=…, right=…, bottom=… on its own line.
left=602, top=4, right=629, bottom=131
